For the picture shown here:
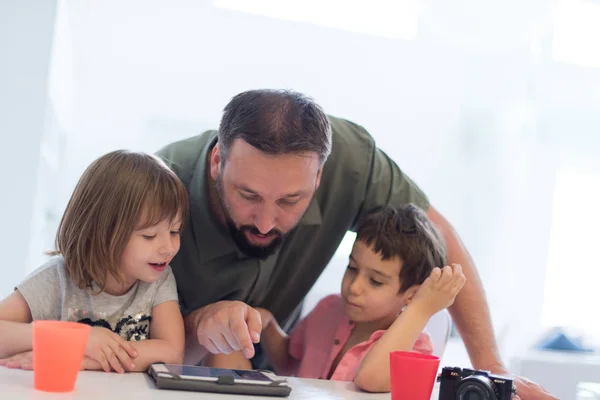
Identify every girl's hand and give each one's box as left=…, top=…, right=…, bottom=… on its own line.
left=80, top=355, right=103, bottom=371
left=411, top=264, right=466, bottom=316
left=0, top=332, right=138, bottom=373
left=85, top=327, right=138, bottom=373
left=0, top=351, right=33, bottom=370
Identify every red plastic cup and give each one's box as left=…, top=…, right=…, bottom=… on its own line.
left=390, top=351, right=440, bottom=400
left=32, top=321, right=91, bottom=392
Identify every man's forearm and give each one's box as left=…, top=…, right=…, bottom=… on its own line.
left=448, top=258, right=502, bottom=370
left=428, top=206, right=503, bottom=371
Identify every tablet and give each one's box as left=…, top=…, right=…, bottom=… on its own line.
left=148, top=363, right=292, bottom=397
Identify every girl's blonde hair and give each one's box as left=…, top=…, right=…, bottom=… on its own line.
left=51, top=150, right=189, bottom=291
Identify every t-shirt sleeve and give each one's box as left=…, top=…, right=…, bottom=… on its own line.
left=16, top=258, right=65, bottom=321
left=352, top=145, right=430, bottom=230
left=152, top=265, right=179, bottom=308
left=412, top=331, right=434, bottom=355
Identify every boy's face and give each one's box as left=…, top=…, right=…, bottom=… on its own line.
left=341, top=240, right=411, bottom=324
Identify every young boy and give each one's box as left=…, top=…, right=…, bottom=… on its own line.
left=255, top=204, right=466, bottom=392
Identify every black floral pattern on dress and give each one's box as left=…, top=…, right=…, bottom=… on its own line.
left=78, top=314, right=152, bottom=341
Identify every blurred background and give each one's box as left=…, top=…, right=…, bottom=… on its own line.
left=2, top=1, right=600, bottom=397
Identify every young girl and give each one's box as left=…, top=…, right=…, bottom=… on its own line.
left=0, top=150, right=188, bottom=374
left=208, top=204, right=466, bottom=392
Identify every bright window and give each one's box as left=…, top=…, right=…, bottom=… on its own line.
left=542, top=165, right=600, bottom=338
left=214, top=0, right=419, bottom=40
left=553, top=0, right=600, bottom=68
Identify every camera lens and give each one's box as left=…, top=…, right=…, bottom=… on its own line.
left=455, top=375, right=497, bottom=400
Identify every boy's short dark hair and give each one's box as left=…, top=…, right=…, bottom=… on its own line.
left=356, top=204, right=447, bottom=293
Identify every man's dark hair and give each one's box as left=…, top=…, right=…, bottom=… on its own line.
left=356, top=204, right=447, bottom=293
left=218, top=89, right=332, bottom=165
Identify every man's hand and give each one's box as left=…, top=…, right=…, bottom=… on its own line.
left=513, top=375, right=558, bottom=400
left=194, top=301, right=262, bottom=359
left=490, top=366, right=558, bottom=400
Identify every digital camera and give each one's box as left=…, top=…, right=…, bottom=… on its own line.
left=437, top=366, right=516, bottom=400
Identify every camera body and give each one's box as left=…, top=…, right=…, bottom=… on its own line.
left=438, top=366, right=516, bottom=400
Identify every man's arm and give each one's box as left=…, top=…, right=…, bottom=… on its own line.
left=204, top=308, right=298, bottom=375
left=427, top=205, right=558, bottom=400
left=183, top=300, right=262, bottom=365
left=426, top=205, right=501, bottom=371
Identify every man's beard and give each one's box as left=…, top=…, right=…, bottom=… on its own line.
left=225, top=219, right=284, bottom=259
left=217, top=177, right=285, bottom=259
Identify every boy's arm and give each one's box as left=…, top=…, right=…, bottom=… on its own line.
left=203, top=351, right=253, bottom=369
left=255, top=308, right=298, bottom=376
left=353, top=304, right=431, bottom=392
left=355, top=265, right=466, bottom=393
left=0, top=291, right=34, bottom=359
left=127, top=300, right=184, bottom=372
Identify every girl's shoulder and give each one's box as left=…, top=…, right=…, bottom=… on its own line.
left=22, top=255, right=69, bottom=283
left=16, top=255, right=71, bottom=321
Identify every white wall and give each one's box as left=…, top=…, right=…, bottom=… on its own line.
left=5, top=0, right=600, bottom=372
left=0, top=1, right=57, bottom=298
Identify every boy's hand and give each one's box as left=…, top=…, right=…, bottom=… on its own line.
left=85, top=327, right=138, bottom=373
left=254, top=308, right=273, bottom=332
left=411, top=264, right=466, bottom=316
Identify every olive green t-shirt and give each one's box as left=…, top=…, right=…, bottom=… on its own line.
left=157, top=115, right=429, bottom=327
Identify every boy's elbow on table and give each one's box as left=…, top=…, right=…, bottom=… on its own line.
left=353, top=369, right=390, bottom=393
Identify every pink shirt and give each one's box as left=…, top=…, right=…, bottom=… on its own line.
left=288, top=294, right=433, bottom=381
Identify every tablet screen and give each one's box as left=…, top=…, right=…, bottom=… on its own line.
left=164, top=364, right=274, bottom=382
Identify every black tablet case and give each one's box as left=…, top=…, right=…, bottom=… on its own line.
left=148, top=364, right=292, bottom=397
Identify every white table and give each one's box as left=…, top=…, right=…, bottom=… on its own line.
left=511, top=349, right=600, bottom=400
left=0, top=368, right=440, bottom=399
left=578, top=382, right=600, bottom=400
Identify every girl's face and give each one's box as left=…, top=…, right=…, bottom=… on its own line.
left=118, top=215, right=182, bottom=289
